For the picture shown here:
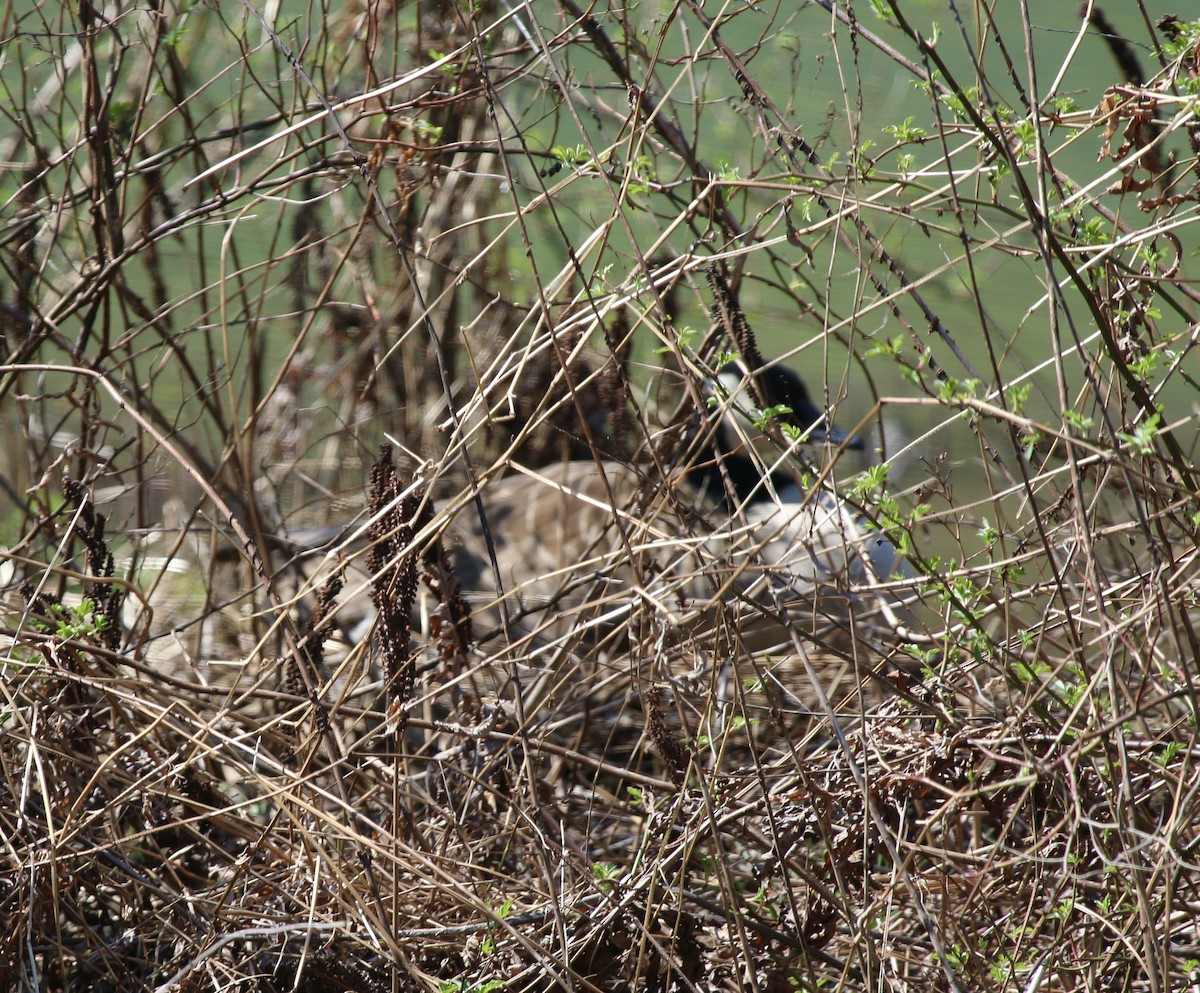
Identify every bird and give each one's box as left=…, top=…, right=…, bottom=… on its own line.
left=104, top=358, right=911, bottom=759
left=279, top=359, right=904, bottom=676
left=455, top=361, right=900, bottom=652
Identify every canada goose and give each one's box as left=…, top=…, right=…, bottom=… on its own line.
left=447, top=362, right=897, bottom=652
left=281, top=360, right=902, bottom=673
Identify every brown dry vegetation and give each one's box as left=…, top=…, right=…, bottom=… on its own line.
left=2, top=1, right=1200, bottom=991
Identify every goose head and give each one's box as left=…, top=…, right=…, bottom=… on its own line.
left=715, top=359, right=859, bottom=453
left=691, top=360, right=861, bottom=509
left=689, top=361, right=903, bottom=604
left=717, top=361, right=862, bottom=452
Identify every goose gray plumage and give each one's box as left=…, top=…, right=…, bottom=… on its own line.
left=438, top=460, right=902, bottom=660
left=436, top=359, right=897, bottom=657
left=285, top=361, right=905, bottom=669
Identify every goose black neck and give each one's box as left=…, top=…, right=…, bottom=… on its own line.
left=687, top=362, right=859, bottom=508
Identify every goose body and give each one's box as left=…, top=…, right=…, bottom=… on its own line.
left=415, top=359, right=902, bottom=662
left=104, top=361, right=905, bottom=736
left=285, top=361, right=903, bottom=667
left=440, top=455, right=900, bottom=658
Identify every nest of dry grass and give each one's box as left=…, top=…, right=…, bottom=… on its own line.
left=3, top=432, right=1199, bottom=991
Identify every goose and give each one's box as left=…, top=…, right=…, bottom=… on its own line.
left=107, top=363, right=906, bottom=746
left=282, top=361, right=904, bottom=673
left=447, top=361, right=900, bottom=654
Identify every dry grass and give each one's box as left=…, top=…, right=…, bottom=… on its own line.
left=2, top=1, right=1200, bottom=990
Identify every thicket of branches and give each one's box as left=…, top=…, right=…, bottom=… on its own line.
left=2, top=1, right=1199, bottom=990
